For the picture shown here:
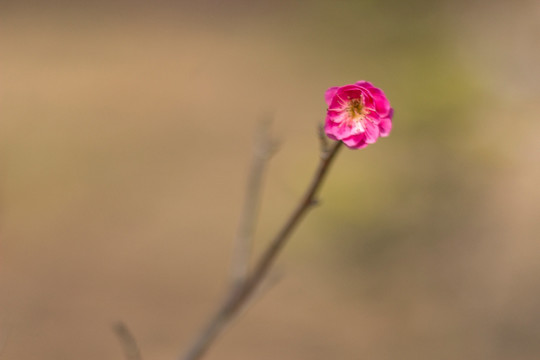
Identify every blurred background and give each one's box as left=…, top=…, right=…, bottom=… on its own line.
left=1, top=0, right=540, bottom=359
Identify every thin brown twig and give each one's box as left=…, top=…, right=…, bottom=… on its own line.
left=113, top=322, right=142, bottom=360
left=180, top=140, right=343, bottom=360
left=318, top=123, right=329, bottom=154
left=230, top=119, right=277, bottom=289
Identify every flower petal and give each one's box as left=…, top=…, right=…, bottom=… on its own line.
left=367, top=87, right=391, bottom=116
left=378, top=115, right=392, bottom=137
left=367, top=112, right=380, bottom=124
left=324, top=87, right=340, bottom=106
left=355, top=80, right=373, bottom=88
left=325, top=120, right=351, bottom=140
left=335, top=123, right=356, bottom=139
left=327, top=111, right=348, bottom=124
left=343, top=134, right=368, bottom=149
left=364, top=122, right=380, bottom=144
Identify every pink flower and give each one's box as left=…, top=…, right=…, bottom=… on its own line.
left=324, top=81, right=393, bottom=149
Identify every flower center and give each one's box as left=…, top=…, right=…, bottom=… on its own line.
left=346, top=98, right=367, bottom=121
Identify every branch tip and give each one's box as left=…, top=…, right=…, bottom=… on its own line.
left=113, top=321, right=142, bottom=360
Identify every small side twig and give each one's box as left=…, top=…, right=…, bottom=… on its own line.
left=318, top=123, right=329, bottom=155
left=113, top=322, right=142, bottom=360
left=180, top=137, right=343, bottom=360
left=230, top=118, right=278, bottom=289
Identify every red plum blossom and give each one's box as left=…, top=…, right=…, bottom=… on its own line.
left=324, top=81, right=393, bottom=149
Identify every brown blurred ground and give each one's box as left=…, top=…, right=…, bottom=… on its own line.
left=1, top=1, right=540, bottom=359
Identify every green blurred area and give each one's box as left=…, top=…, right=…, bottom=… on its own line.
left=1, top=1, right=540, bottom=359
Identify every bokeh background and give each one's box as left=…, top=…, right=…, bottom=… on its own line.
left=2, top=0, right=540, bottom=359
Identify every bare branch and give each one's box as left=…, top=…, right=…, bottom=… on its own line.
left=230, top=118, right=278, bottom=288
left=113, top=322, right=142, bottom=360
left=179, top=140, right=343, bottom=360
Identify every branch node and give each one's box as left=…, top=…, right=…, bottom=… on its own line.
left=310, top=198, right=321, bottom=207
